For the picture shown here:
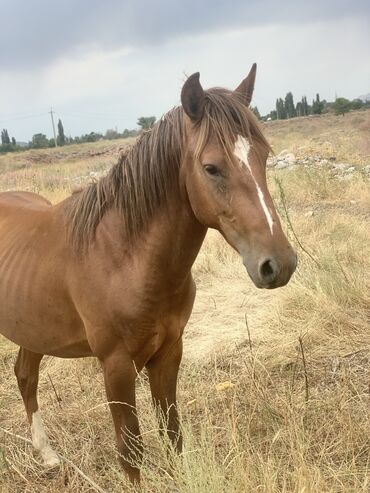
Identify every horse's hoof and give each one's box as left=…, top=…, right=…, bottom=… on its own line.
left=41, top=447, right=61, bottom=468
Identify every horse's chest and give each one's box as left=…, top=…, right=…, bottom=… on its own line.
left=112, top=292, right=188, bottom=343
left=93, top=281, right=195, bottom=364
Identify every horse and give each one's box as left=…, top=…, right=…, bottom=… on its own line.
left=0, top=64, right=297, bottom=484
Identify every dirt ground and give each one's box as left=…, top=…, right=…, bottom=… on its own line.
left=184, top=270, right=276, bottom=362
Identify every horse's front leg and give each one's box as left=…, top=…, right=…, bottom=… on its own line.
left=146, top=337, right=183, bottom=454
left=100, top=346, right=142, bottom=484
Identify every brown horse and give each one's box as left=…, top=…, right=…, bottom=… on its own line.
left=0, top=65, right=296, bottom=484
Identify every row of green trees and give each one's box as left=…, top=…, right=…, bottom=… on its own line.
left=1, top=128, right=24, bottom=153
left=332, top=97, right=366, bottom=116
left=257, top=92, right=369, bottom=121
left=0, top=115, right=155, bottom=153
left=1, top=129, right=14, bottom=144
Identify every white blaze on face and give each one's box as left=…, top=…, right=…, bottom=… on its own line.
left=31, top=411, right=60, bottom=467
left=233, top=135, right=274, bottom=235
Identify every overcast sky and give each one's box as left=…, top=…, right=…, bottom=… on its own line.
left=0, top=0, right=369, bottom=141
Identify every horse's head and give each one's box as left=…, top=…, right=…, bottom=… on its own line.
left=180, top=65, right=297, bottom=289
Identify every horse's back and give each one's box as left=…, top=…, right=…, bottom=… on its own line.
left=0, top=191, right=53, bottom=242
left=0, top=191, right=53, bottom=245
left=0, top=191, right=52, bottom=212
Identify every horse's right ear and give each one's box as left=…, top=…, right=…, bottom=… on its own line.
left=181, top=72, right=205, bottom=122
left=234, top=63, right=257, bottom=107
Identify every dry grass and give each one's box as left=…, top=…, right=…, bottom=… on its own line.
left=0, top=114, right=369, bottom=492
left=264, top=109, right=370, bottom=165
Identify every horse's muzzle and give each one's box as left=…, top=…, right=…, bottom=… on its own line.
left=244, top=251, right=297, bottom=289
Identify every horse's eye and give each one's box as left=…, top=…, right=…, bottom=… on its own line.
left=204, top=164, right=221, bottom=176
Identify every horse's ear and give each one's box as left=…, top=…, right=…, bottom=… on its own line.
left=234, top=63, right=257, bottom=107
left=181, top=72, right=205, bottom=122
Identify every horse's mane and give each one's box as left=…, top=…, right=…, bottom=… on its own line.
left=66, top=88, right=270, bottom=250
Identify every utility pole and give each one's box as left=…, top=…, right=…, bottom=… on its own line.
left=49, top=108, right=57, bottom=147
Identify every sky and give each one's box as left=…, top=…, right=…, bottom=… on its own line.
left=0, top=0, right=369, bottom=142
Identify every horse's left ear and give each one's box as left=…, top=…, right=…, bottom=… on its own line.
left=181, top=72, right=205, bottom=122
left=234, top=63, right=257, bottom=107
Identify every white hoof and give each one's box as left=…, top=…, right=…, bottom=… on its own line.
left=41, top=446, right=61, bottom=467
left=31, top=411, right=60, bottom=468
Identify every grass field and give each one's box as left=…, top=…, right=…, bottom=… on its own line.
left=264, top=109, right=370, bottom=164
left=0, top=110, right=369, bottom=492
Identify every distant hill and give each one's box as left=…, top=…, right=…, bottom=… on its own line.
left=358, top=93, right=370, bottom=102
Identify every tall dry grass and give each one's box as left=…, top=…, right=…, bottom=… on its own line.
left=0, top=127, right=369, bottom=492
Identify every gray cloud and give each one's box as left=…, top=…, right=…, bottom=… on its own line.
left=1, top=0, right=369, bottom=70
left=2, top=15, right=369, bottom=142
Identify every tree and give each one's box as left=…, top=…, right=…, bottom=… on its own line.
left=312, top=93, right=324, bottom=115
left=276, top=98, right=286, bottom=119
left=82, top=132, right=103, bottom=143
left=11, top=137, right=16, bottom=145
left=269, top=110, right=277, bottom=120
left=105, top=128, right=120, bottom=140
left=284, top=92, right=296, bottom=118
left=351, top=98, right=364, bottom=110
left=1, top=129, right=10, bottom=145
left=251, top=106, right=261, bottom=120
left=301, top=96, right=310, bottom=116
left=122, top=128, right=139, bottom=138
left=275, top=99, right=280, bottom=118
left=57, top=119, right=65, bottom=146
left=333, top=97, right=351, bottom=116
left=137, top=116, right=156, bottom=130
left=296, top=101, right=303, bottom=117
left=31, top=133, right=49, bottom=148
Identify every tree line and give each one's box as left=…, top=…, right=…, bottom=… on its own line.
left=0, top=115, right=156, bottom=153
left=252, top=93, right=369, bottom=122
left=1, top=91, right=369, bottom=154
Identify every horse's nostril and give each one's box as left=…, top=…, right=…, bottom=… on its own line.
left=260, top=259, right=274, bottom=278
left=259, top=258, right=280, bottom=284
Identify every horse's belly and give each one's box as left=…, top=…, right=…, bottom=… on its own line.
left=0, top=267, right=91, bottom=357
left=0, top=303, right=92, bottom=357
left=0, top=283, right=92, bottom=357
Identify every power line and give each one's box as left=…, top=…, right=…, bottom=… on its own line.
left=0, top=112, right=49, bottom=123
left=59, top=112, right=133, bottom=121
left=0, top=111, right=133, bottom=123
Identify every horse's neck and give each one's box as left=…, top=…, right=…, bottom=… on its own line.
left=155, top=198, right=207, bottom=276
left=96, top=192, right=207, bottom=284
